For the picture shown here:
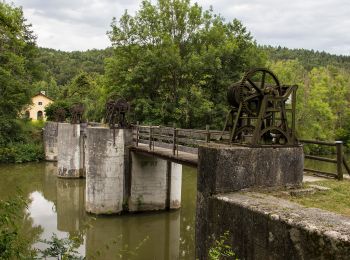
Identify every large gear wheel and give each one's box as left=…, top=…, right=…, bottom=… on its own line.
left=239, top=68, right=280, bottom=115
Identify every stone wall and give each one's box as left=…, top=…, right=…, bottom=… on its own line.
left=199, top=192, right=350, bottom=260
left=43, top=121, right=58, bottom=161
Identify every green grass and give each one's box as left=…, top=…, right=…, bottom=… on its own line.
left=276, top=179, right=350, bottom=216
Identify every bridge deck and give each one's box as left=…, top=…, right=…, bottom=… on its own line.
left=129, top=143, right=198, bottom=167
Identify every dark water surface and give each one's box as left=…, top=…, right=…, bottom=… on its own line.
left=0, top=163, right=197, bottom=259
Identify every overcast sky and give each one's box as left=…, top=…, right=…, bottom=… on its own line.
left=11, top=0, right=350, bottom=55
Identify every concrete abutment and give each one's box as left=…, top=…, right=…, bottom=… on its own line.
left=195, top=144, right=350, bottom=259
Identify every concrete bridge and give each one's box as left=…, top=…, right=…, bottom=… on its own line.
left=44, top=121, right=350, bottom=259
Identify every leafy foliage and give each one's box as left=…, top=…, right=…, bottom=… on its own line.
left=106, top=0, right=265, bottom=128
left=264, top=46, right=350, bottom=71
left=268, top=60, right=350, bottom=148
left=45, top=100, right=71, bottom=121
left=208, top=231, right=237, bottom=260
left=39, top=234, right=84, bottom=260
left=0, top=194, right=38, bottom=259
left=0, top=2, right=39, bottom=146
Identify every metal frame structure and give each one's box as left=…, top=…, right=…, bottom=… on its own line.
left=221, top=68, right=298, bottom=146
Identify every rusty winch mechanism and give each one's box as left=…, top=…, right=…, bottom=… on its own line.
left=221, top=68, right=298, bottom=146
left=105, top=98, right=130, bottom=145
left=105, top=98, right=130, bottom=128
left=70, top=103, right=85, bottom=124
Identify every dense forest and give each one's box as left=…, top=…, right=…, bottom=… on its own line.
left=1, top=0, right=350, bottom=161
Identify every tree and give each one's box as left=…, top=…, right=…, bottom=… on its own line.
left=0, top=2, right=38, bottom=145
left=106, top=0, right=265, bottom=128
left=268, top=60, right=350, bottom=146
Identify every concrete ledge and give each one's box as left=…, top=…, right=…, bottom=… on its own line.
left=197, top=192, right=350, bottom=259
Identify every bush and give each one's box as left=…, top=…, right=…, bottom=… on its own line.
left=0, top=119, right=45, bottom=164
left=45, top=101, right=71, bottom=121
left=0, top=143, right=44, bottom=163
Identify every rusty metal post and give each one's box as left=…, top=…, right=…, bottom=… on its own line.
left=205, top=125, right=210, bottom=143
left=336, top=141, right=343, bottom=180
left=149, top=124, right=152, bottom=150
left=172, top=123, right=176, bottom=155
left=136, top=121, right=139, bottom=147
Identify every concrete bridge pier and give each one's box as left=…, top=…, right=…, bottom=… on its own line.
left=85, top=127, right=132, bottom=214
left=128, top=153, right=182, bottom=212
left=57, top=123, right=85, bottom=178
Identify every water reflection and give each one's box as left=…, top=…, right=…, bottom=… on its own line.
left=56, top=178, right=85, bottom=233
left=0, top=162, right=197, bottom=259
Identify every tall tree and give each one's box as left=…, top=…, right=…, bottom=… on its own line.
left=106, top=0, right=265, bottom=128
left=0, top=2, right=38, bottom=145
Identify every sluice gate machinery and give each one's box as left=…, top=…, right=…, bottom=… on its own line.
left=222, top=68, right=298, bottom=146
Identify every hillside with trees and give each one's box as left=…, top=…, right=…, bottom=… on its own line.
left=1, top=0, right=350, bottom=164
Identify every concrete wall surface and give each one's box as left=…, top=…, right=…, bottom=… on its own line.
left=197, top=192, right=350, bottom=260
left=197, top=144, right=304, bottom=194
left=44, top=121, right=58, bottom=161
left=129, top=153, right=168, bottom=211
left=85, top=127, right=132, bottom=214
left=129, top=153, right=183, bottom=212
left=57, top=123, right=84, bottom=178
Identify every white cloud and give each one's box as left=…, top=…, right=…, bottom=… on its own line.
left=11, top=0, right=350, bottom=54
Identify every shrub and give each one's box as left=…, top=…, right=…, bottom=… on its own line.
left=45, top=101, right=71, bottom=121
left=0, top=143, right=44, bottom=163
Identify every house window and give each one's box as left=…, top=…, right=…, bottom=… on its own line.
left=38, top=102, right=43, bottom=105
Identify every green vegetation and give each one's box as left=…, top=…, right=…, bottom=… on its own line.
left=268, top=60, right=350, bottom=148
left=264, top=46, right=350, bottom=71
left=288, top=180, right=350, bottom=216
left=1, top=0, right=350, bottom=159
left=209, top=231, right=237, bottom=260
left=105, top=0, right=265, bottom=128
left=0, top=2, right=38, bottom=146
left=0, top=194, right=41, bottom=259
left=39, top=234, right=84, bottom=260
left=0, top=120, right=44, bottom=163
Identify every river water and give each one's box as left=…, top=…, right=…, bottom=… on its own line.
left=0, top=163, right=197, bottom=259
left=0, top=154, right=349, bottom=259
